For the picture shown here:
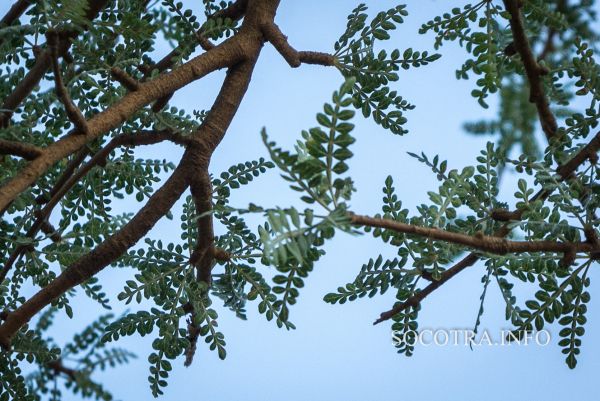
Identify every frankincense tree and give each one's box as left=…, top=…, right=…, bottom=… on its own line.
left=0, top=0, right=599, bottom=399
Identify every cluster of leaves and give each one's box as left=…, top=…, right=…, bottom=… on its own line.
left=212, top=158, right=275, bottom=207
left=420, top=1, right=505, bottom=108
left=262, top=79, right=358, bottom=209
left=155, top=0, right=238, bottom=63
left=457, top=0, right=599, bottom=162
left=495, top=258, right=592, bottom=368
left=464, top=75, right=540, bottom=165
left=552, top=38, right=600, bottom=152
left=334, top=4, right=440, bottom=134
left=324, top=256, right=408, bottom=304
left=2, top=310, right=135, bottom=401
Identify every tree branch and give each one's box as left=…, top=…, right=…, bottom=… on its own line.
left=374, top=253, right=480, bottom=325
left=0, top=139, right=41, bottom=160
left=503, top=0, right=558, bottom=141
left=139, top=0, right=249, bottom=111
left=538, top=28, right=556, bottom=61
left=0, top=130, right=189, bottom=284
left=0, top=32, right=248, bottom=215
left=0, top=0, right=31, bottom=27
left=184, top=60, right=258, bottom=365
left=46, top=29, right=90, bottom=136
left=213, top=0, right=248, bottom=20
left=373, top=131, right=600, bottom=325
left=110, top=67, right=140, bottom=92
left=350, top=214, right=597, bottom=256
left=261, top=22, right=336, bottom=68
left=47, top=359, right=77, bottom=381
left=557, top=132, right=600, bottom=179
left=36, top=149, right=89, bottom=206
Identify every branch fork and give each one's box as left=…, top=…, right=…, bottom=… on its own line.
left=261, top=22, right=336, bottom=68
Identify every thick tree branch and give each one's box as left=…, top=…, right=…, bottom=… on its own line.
left=0, top=0, right=31, bottom=27
left=0, top=130, right=189, bottom=284
left=350, top=214, right=598, bottom=256
left=503, top=0, right=558, bottom=141
left=0, top=34, right=248, bottom=215
left=184, top=60, right=257, bottom=366
left=142, top=0, right=248, bottom=76
left=189, top=170, right=215, bottom=284
left=0, top=139, right=42, bottom=160
left=0, top=5, right=264, bottom=348
left=262, top=22, right=336, bottom=68
left=140, top=0, right=249, bottom=111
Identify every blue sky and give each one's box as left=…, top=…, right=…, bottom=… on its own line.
left=2, top=1, right=598, bottom=400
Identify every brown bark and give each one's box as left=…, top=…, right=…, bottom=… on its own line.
left=262, top=22, right=336, bottom=68
left=503, top=0, right=558, bottom=142
left=0, top=139, right=41, bottom=160
left=0, top=0, right=31, bottom=27
left=0, top=0, right=282, bottom=349
left=351, top=215, right=597, bottom=256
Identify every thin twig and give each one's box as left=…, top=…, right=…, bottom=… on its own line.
left=46, top=29, right=90, bottom=136
left=0, top=130, right=189, bottom=284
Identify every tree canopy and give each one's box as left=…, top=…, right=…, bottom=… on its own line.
left=0, top=0, right=598, bottom=399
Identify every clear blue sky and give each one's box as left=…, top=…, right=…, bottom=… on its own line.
left=3, top=1, right=598, bottom=400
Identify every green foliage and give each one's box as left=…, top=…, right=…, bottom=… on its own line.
left=21, top=312, right=135, bottom=401
left=335, top=5, right=440, bottom=134
left=212, top=158, right=275, bottom=206
left=187, top=282, right=227, bottom=360
left=504, top=260, right=592, bottom=369
left=420, top=1, right=503, bottom=108
left=262, top=79, right=358, bottom=209
left=324, top=256, right=408, bottom=304
left=391, top=289, right=420, bottom=357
